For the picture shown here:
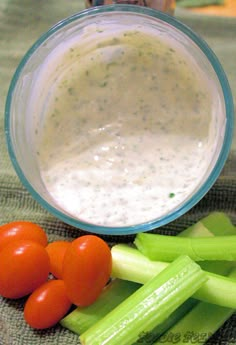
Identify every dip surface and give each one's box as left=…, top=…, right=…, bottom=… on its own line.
left=37, top=25, right=217, bottom=227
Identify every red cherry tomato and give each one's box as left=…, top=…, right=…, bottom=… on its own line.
left=0, top=240, right=50, bottom=299
left=46, top=241, right=71, bottom=279
left=24, top=279, right=72, bottom=329
left=63, top=235, right=112, bottom=307
left=0, top=221, right=48, bottom=251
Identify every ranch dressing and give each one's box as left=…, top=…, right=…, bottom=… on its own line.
left=37, top=25, right=217, bottom=227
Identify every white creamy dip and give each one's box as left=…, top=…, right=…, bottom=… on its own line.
left=36, top=24, right=219, bottom=227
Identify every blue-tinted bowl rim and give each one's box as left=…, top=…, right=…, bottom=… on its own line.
left=5, top=4, right=234, bottom=235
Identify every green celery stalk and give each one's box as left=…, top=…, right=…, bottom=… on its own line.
left=178, top=220, right=214, bottom=238
left=111, top=244, right=236, bottom=309
left=199, top=260, right=233, bottom=275
left=179, top=212, right=236, bottom=238
left=143, top=212, right=236, bottom=343
left=134, top=234, right=236, bottom=261
left=80, top=255, right=207, bottom=345
left=200, top=212, right=236, bottom=236
left=147, top=212, right=236, bottom=343
left=133, top=299, right=198, bottom=345
left=154, top=267, right=236, bottom=345
left=61, top=213, right=234, bottom=342
left=61, top=214, right=216, bottom=339
left=176, top=212, right=236, bottom=274
left=60, top=279, right=140, bottom=334
left=135, top=212, right=236, bottom=263
left=112, top=244, right=167, bottom=282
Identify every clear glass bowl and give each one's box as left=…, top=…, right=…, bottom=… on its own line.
left=5, top=5, right=234, bottom=235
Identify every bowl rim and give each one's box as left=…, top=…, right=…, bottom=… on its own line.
left=5, top=4, right=234, bottom=235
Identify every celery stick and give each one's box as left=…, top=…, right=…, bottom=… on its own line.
left=61, top=213, right=234, bottom=339
left=112, top=244, right=168, bottom=282
left=200, top=212, right=236, bottom=236
left=134, top=234, right=236, bottom=261
left=178, top=212, right=236, bottom=274
left=179, top=212, right=235, bottom=238
left=193, top=270, right=236, bottom=306
left=145, top=213, right=235, bottom=344
left=61, top=213, right=234, bottom=341
left=80, top=255, right=207, bottom=345
left=60, top=279, right=140, bottom=334
left=147, top=213, right=236, bottom=343
left=154, top=302, right=233, bottom=345
left=199, top=260, right=233, bottom=275
left=179, top=220, right=214, bottom=238
left=111, top=244, right=236, bottom=309
left=154, top=267, right=236, bottom=345
left=61, top=216, right=210, bottom=339
left=133, top=299, right=198, bottom=345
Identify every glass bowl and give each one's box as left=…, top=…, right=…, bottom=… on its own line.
left=5, top=5, right=234, bottom=235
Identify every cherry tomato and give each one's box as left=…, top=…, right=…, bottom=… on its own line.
left=46, top=241, right=71, bottom=279
left=24, top=279, right=72, bottom=329
left=0, top=221, right=48, bottom=251
left=0, top=240, right=50, bottom=299
left=63, top=235, right=112, bottom=307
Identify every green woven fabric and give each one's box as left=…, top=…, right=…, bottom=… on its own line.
left=0, top=1, right=235, bottom=344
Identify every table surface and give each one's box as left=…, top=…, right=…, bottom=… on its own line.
left=0, top=1, right=235, bottom=344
